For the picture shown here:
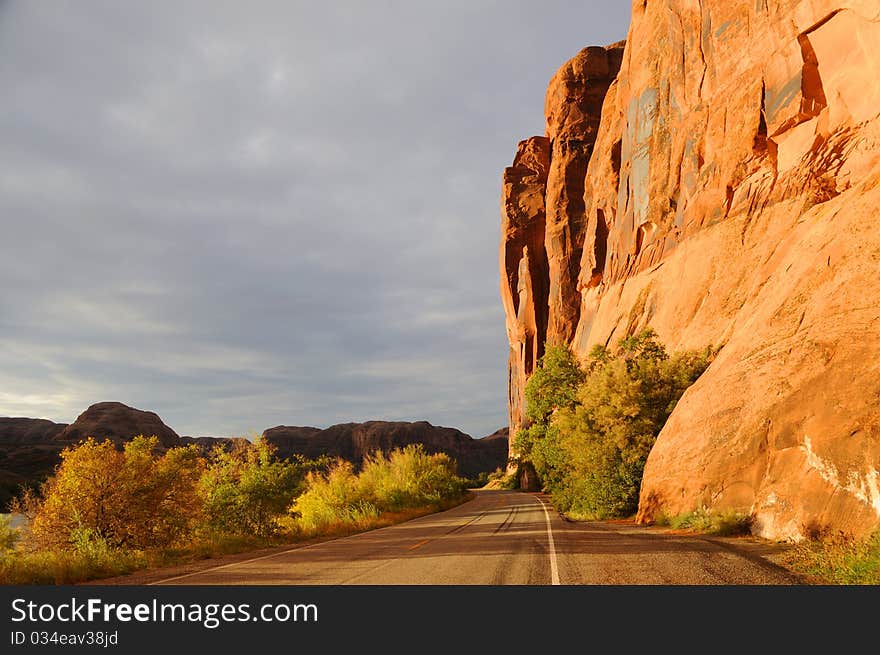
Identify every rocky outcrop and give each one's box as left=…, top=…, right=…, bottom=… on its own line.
left=500, top=1, right=880, bottom=539
left=263, top=422, right=508, bottom=478
left=544, top=43, right=626, bottom=346
left=466, top=427, right=510, bottom=476
left=0, top=418, right=68, bottom=444
left=501, top=44, right=625, bottom=446
left=0, top=418, right=70, bottom=510
left=57, top=402, right=181, bottom=448
left=500, top=136, right=551, bottom=443
left=260, top=426, right=324, bottom=459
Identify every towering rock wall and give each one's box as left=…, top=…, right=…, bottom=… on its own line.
left=500, top=136, right=550, bottom=445
left=544, top=44, right=627, bottom=346
left=500, top=0, right=880, bottom=539
left=501, top=44, right=625, bottom=446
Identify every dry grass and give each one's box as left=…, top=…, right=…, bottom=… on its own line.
left=654, top=507, right=754, bottom=537
left=785, top=530, right=880, bottom=585
left=0, top=548, right=147, bottom=585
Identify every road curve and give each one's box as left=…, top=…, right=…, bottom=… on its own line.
left=151, top=490, right=798, bottom=585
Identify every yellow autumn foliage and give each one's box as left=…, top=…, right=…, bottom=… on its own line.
left=30, top=435, right=204, bottom=550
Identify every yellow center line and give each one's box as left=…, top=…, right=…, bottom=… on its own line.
left=407, top=539, right=430, bottom=551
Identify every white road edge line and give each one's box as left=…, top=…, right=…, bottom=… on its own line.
left=537, top=497, right=560, bottom=585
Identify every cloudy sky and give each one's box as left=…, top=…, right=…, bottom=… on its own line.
left=0, top=1, right=630, bottom=438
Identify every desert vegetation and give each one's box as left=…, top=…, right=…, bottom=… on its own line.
left=653, top=507, right=754, bottom=537
left=514, top=329, right=712, bottom=519
left=293, top=446, right=466, bottom=532
left=0, top=439, right=465, bottom=584
left=785, top=529, right=880, bottom=585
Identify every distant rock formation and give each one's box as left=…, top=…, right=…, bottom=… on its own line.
left=57, top=402, right=181, bottom=448
left=263, top=422, right=509, bottom=478
left=500, top=1, right=880, bottom=539
left=0, top=418, right=68, bottom=445
left=0, top=418, right=70, bottom=509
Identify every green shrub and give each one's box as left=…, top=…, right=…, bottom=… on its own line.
left=360, top=446, right=464, bottom=510
left=487, top=468, right=506, bottom=483
left=0, top=547, right=147, bottom=585
left=480, top=467, right=518, bottom=490
left=19, top=434, right=323, bottom=553
left=198, top=438, right=315, bottom=538
left=463, top=471, right=488, bottom=488
left=521, top=329, right=711, bottom=519
left=292, top=460, right=371, bottom=531
left=523, top=345, right=586, bottom=425
left=513, top=345, right=585, bottom=462
left=1, top=439, right=463, bottom=584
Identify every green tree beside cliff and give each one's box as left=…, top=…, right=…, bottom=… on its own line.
left=519, top=329, right=711, bottom=519
left=513, top=344, right=583, bottom=456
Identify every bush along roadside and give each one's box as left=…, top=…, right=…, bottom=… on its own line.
left=784, top=529, right=880, bottom=584
left=513, top=329, right=712, bottom=520
left=0, top=440, right=467, bottom=585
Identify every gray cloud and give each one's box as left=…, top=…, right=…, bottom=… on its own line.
left=0, top=1, right=630, bottom=437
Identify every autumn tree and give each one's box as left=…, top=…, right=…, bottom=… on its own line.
left=30, top=436, right=203, bottom=550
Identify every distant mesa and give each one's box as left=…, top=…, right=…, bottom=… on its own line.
left=56, top=401, right=181, bottom=449
left=0, top=417, right=70, bottom=509
left=0, top=417, right=68, bottom=445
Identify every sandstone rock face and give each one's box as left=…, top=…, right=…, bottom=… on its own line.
left=500, top=136, right=550, bottom=444
left=544, top=43, right=625, bottom=346
left=263, top=422, right=508, bottom=478
left=57, top=401, right=181, bottom=448
left=501, top=1, right=880, bottom=538
left=501, top=44, right=624, bottom=448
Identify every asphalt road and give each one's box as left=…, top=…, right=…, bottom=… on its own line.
left=148, top=490, right=799, bottom=585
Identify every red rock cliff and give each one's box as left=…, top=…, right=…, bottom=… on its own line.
left=500, top=0, right=880, bottom=539
left=501, top=43, right=625, bottom=446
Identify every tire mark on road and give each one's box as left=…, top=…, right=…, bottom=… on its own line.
left=493, top=506, right=518, bottom=534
